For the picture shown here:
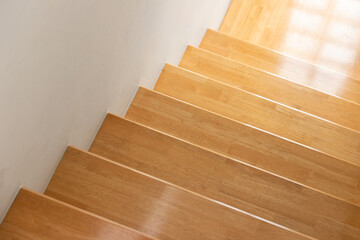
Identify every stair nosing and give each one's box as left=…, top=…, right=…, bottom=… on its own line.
left=207, top=29, right=359, bottom=82
left=59, top=145, right=316, bottom=239
left=109, top=113, right=360, bottom=208
left=190, top=44, right=360, bottom=107
left=166, top=62, right=360, bottom=135
left=141, top=84, right=360, bottom=169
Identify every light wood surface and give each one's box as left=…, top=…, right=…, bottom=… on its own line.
left=0, top=188, right=154, bottom=240
left=180, top=45, right=360, bottom=132
left=155, top=64, right=360, bottom=167
left=126, top=87, right=360, bottom=207
left=220, top=0, right=360, bottom=80
left=45, top=146, right=313, bottom=240
left=200, top=29, right=360, bottom=105
left=2, top=2, right=359, bottom=239
left=89, top=114, right=360, bottom=240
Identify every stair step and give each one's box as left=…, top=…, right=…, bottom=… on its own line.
left=0, top=188, right=154, bottom=240
left=126, top=87, right=360, bottom=207
left=179, top=45, right=360, bottom=132
left=89, top=114, right=360, bottom=240
left=154, top=64, right=360, bottom=167
left=200, top=30, right=360, bottom=105
left=44, top=146, right=312, bottom=240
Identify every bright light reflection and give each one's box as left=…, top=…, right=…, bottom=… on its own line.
left=282, top=32, right=317, bottom=58
left=279, top=0, right=360, bottom=80
left=311, top=70, right=347, bottom=94
left=294, top=0, right=330, bottom=11
left=327, top=21, right=359, bottom=43
left=327, top=21, right=360, bottom=48
left=289, top=9, right=324, bottom=33
left=138, top=185, right=179, bottom=238
left=333, top=0, right=360, bottom=21
left=319, top=43, right=357, bottom=65
left=277, top=60, right=312, bottom=85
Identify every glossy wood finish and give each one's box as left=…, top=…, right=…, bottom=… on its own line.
left=2, top=2, right=359, bottom=239
left=90, top=114, right=360, bottom=240
left=0, top=188, right=154, bottom=240
left=126, top=87, right=360, bottom=207
left=154, top=64, right=360, bottom=166
left=45, top=146, right=312, bottom=240
left=220, top=0, right=360, bottom=80
left=181, top=45, right=360, bottom=132
left=200, top=29, right=360, bottom=105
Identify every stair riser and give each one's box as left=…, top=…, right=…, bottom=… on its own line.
left=126, top=87, right=360, bottom=207
left=200, top=29, right=360, bottom=104
left=180, top=45, right=360, bottom=132
left=0, top=188, right=153, bottom=240
left=89, top=115, right=360, bottom=240
left=45, top=147, right=311, bottom=240
left=154, top=64, right=360, bottom=167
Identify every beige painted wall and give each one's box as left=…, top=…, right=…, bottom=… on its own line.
left=0, top=0, right=230, bottom=220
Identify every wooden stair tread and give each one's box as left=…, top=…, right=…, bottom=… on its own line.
left=126, top=87, right=360, bottom=207
left=0, top=188, right=154, bottom=240
left=154, top=64, right=360, bottom=167
left=180, top=45, right=360, bottom=132
left=89, top=114, right=360, bottom=240
left=44, top=146, right=312, bottom=240
left=2, top=2, right=359, bottom=239
left=219, top=0, right=360, bottom=81
left=200, top=29, right=360, bottom=105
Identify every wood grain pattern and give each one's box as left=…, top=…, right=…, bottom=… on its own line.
left=200, top=29, right=360, bottom=105
left=44, top=146, right=313, bottom=240
left=0, top=188, right=154, bottom=240
left=180, top=45, right=360, bottom=132
left=2, top=2, right=359, bottom=240
left=154, top=64, right=360, bottom=166
left=126, top=87, right=360, bottom=207
left=89, top=115, right=360, bottom=240
left=219, top=0, right=360, bottom=80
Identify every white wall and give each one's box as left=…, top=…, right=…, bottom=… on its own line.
left=0, top=0, right=230, bottom=221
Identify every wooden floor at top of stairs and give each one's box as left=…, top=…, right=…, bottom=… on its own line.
left=154, top=64, right=360, bottom=167
left=89, top=114, right=360, bottom=240
left=0, top=188, right=155, bottom=240
left=126, top=87, right=360, bottom=207
left=45, top=146, right=312, bottom=240
left=219, top=0, right=360, bottom=80
left=180, top=44, right=360, bottom=132
left=199, top=29, right=360, bottom=105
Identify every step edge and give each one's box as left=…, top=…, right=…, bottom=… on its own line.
left=66, top=145, right=315, bottom=239
left=165, top=62, right=360, bottom=136
left=27, top=188, right=159, bottom=239
left=4, top=187, right=158, bottom=240
left=206, top=28, right=359, bottom=82
left=186, top=44, right=360, bottom=107
left=145, top=84, right=360, bottom=169
left=112, top=112, right=360, bottom=208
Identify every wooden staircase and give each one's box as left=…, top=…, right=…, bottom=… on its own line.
left=1, top=1, right=360, bottom=239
